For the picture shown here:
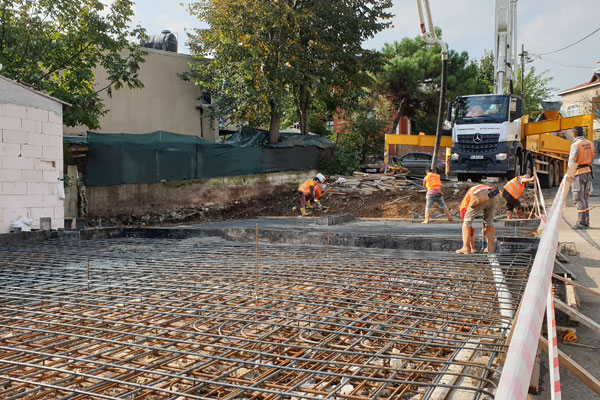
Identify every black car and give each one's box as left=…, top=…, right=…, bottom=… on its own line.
left=396, top=152, right=446, bottom=176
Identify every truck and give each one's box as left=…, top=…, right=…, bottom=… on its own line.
left=446, top=0, right=594, bottom=187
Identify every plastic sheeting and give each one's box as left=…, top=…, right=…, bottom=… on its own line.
left=85, top=130, right=332, bottom=186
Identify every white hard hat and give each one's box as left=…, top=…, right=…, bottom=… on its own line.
left=316, top=173, right=325, bottom=183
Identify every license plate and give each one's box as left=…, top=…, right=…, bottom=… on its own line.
left=470, top=155, right=484, bottom=160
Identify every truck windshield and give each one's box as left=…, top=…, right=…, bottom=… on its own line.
left=454, top=96, right=509, bottom=124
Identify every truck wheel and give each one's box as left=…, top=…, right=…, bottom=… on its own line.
left=457, top=173, right=468, bottom=182
left=548, top=163, right=555, bottom=187
left=526, top=157, right=535, bottom=178
left=507, top=154, right=522, bottom=180
left=554, top=162, right=562, bottom=186
left=538, top=172, right=550, bottom=189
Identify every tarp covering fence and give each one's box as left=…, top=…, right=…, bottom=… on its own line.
left=83, top=129, right=332, bottom=186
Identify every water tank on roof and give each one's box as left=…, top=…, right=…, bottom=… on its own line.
left=142, top=30, right=178, bottom=53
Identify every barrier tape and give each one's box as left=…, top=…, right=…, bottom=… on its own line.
left=496, top=170, right=571, bottom=400
left=546, top=287, right=561, bottom=399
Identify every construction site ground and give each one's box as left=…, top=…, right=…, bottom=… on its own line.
left=1, top=166, right=598, bottom=399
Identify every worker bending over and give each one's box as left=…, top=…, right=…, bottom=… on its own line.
left=456, top=184, right=500, bottom=254
left=422, top=167, right=453, bottom=224
left=298, top=173, right=325, bottom=216
left=458, top=189, right=476, bottom=253
left=568, top=126, right=595, bottom=229
left=502, top=174, right=535, bottom=219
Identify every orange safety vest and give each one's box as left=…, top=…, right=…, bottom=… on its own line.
left=298, top=179, right=315, bottom=196
left=460, top=184, right=488, bottom=213
left=503, top=176, right=525, bottom=199
left=574, top=138, right=595, bottom=176
left=424, top=172, right=441, bottom=191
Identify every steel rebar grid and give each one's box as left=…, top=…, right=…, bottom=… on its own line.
left=0, top=237, right=532, bottom=399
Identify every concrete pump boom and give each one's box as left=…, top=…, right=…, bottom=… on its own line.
left=494, top=0, right=518, bottom=95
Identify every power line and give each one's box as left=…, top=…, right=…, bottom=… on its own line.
left=533, top=25, right=600, bottom=56
left=536, top=56, right=597, bottom=69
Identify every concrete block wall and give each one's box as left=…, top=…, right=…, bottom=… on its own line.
left=86, top=170, right=318, bottom=218
left=0, top=101, right=64, bottom=233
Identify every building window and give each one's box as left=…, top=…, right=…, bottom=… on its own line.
left=326, top=120, right=334, bottom=131
left=566, top=104, right=579, bottom=117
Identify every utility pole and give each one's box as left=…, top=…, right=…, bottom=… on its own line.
left=518, top=44, right=528, bottom=100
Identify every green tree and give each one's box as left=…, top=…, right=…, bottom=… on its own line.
left=376, top=33, right=486, bottom=134
left=186, top=0, right=392, bottom=143
left=0, top=0, right=146, bottom=129
left=477, top=50, right=556, bottom=115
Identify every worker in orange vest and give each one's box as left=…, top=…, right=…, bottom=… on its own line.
left=456, top=184, right=500, bottom=254
left=567, top=126, right=595, bottom=229
left=422, top=167, right=453, bottom=224
left=298, top=173, right=325, bottom=216
left=458, top=188, right=476, bottom=253
left=502, top=174, right=535, bottom=219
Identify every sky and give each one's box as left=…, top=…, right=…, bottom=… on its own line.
left=128, top=0, right=600, bottom=95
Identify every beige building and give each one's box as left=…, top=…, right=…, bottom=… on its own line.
left=558, top=66, right=600, bottom=143
left=64, top=47, right=217, bottom=141
left=0, top=75, right=67, bottom=233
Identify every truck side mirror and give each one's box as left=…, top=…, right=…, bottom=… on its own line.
left=447, top=101, right=455, bottom=122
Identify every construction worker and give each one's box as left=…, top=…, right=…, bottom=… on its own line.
left=567, top=126, right=595, bottom=229
left=456, top=184, right=500, bottom=254
left=422, top=167, right=453, bottom=224
left=502, top=174, right=535, bottom=219
left=298, top=173, right=325, bottom=216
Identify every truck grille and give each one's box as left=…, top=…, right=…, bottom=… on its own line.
left=455, top=134, right=499, bottom=153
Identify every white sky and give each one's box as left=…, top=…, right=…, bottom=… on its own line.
left=129, top=0, right=600, bottom=94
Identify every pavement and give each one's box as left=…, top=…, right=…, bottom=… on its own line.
left=531, top=165, right=600, bottom=399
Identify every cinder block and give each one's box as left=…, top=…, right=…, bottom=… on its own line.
left=2, top=156, right=28, bottom=170
left=3, top=182, right=27, bottom=195
left=0, top=168, right=21, bottom=182
left=48, top=111, right=62, bottom=125
left=1, top=104, right=27, bottom=119
left=21, top=144, right=43, bottom=158
left=0, top=142, right=21, bottom=156
left=27, top=132, right=48, bottom=147
left=0, top=220, right=11, bottom=234
left=54, top=206, right=64, bottom=220
left=35, top=159, right=57, bottom=171
left=27, top=182, right=53, bottom=195
left=0, top=116, right=21, bottom=131
left=42, top=145, right=62, bottom=159
left=2, top=129, right=25, bottom=144
left=43, top=194, right=62, bottom=207
left=21, top=169, right=43, bottom=182
left=51, top=216, right=63, bottom=230
left=46, top=135, right=63, bottom=148
left=42, top=170, right=60, bottom=183
left=20, top=194, right=44, bottom=208
left=0, top=195, right=17, bottom=208
left=26, top=107, right=48, bottom=122
left=42, top=122, right=62, bottom=136
left=22, top=119, right=42, bottom=134
left=2, top=207, right=24, bottom=224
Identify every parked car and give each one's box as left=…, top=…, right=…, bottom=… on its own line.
left=358, top=156, right=402, bottom=173
left=396, top=152, right=446, bottom=176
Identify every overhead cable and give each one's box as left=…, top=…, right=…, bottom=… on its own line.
left=532, top=26, right=600, bottom=56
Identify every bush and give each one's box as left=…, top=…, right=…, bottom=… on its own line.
left=320, top=146, right=361, bottom=176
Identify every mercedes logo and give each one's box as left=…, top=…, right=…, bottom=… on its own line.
left=473, top=133, right=482, bottom=143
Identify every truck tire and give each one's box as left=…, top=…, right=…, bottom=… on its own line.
left=554, top=161, right=562, bottom=186
left=525, top=156, right=534, bottom=178
left=539, top=171, right=550, bottom=189
left=457, top=173, right=468, bottom=182
left=507, top=154, right=522, bottom=180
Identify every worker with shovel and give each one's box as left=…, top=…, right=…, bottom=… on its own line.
left=456, top=184, right=500, bottom=254
left=298, top=173, right=325, bottom=216
left=502, top=174, right=535, bottom=219
left=422, top=167, right=453, bottom=224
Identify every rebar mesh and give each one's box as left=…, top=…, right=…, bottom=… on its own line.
left=0, top=237, right=532, bottom=399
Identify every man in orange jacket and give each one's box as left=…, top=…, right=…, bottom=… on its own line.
left=502, top=174, right=535, bottom=219
left=456, top=184, right=500, bottom=254
left=422, top=167, right=453, bottom=224
left=298, top=173, right=325, bottom=216
left=568, top=126, right=595, bottom=229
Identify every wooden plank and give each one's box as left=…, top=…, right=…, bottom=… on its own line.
left=554, top=298, right=600, bottom=335
left=539, top=336, right=600, bottom=395
left=552, top=273, right=600, bottom=297
left=554, top=260, right=577, bottom=280
left=565, top=277, right=580, bottom=310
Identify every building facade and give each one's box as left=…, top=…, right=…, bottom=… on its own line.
left=558, top=66, right=600, bottom=144
left=64, top=47, right=217, bottom=141
left=0, top=75, right=67, bottom=233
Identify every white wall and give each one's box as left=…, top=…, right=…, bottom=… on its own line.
left=0, top=77, right=65, bottom=233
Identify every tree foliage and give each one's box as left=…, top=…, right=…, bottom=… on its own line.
left=477, top=50, right=556, bottom=115
left=186, top=0, right=392, bottom=143
left=0, top=0, right=146, bottom=129
left=376, top=32, right=486, bottom=134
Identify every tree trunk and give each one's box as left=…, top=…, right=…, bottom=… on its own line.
left=298, top=84, right=310, bottom=135
left=390, top=99, right=405, bottom=134
left=269, top=103, right=281, bottom=144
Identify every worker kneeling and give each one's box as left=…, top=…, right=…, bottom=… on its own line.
left=456, top=184, right=500, bottom=254
left=502, top=174, right=535, bottom=219
left=298, top=173, right=325, bottom=216
left=422, top=167, right=453, bottom=223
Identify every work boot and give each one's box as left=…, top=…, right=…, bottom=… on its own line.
left=300, top=207, right=309, bottom=216
left=485, top=226, right=496, bottom=253
left=306, top=201, right=314, bottom=209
